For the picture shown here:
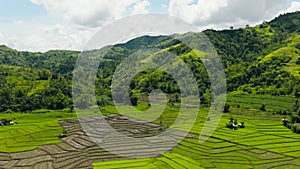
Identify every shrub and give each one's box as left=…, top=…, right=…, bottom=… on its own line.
left=62, top=129, right=68, bottom=135
left=259, top=104, right=266, bottom=111
left=296, top=125, right=300, bottom=134
left=291, top=124, right=297, bottom=133
left=223, top=104, right=230, bottom=113
left=240, top=122, right=245, bottom=128
left=130, top=96, right=138, bottom=106
left=234, top=119, right=238, bottom=125
left=230, top=117, right=234, bottom=123
left=282, top=119, right=289, bottom=127
left=226, top=117, right=245, bottom=129
left=282, top=110, right=287, bottom=115
left=276, top=110, right=282, bottom=115
left=296, top=58, right=300, bottom=65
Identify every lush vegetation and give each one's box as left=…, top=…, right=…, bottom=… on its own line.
left=0, top=12, right=300, bottom=112
left=0, top=11, right=300, bottom=169
left=0, top=65, right=72, bottom=112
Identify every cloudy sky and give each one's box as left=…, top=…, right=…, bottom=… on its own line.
left=0, top=0, right=300, bottom=52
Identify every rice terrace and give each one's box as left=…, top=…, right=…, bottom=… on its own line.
left=1, top=2, right=300, bottom=169
left=1, top=94, right=300, bottom=168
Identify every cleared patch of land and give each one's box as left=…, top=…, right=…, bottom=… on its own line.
left=0, top=114, right=193, bottom=169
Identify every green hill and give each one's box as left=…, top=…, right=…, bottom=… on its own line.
left=0, top=65, right=71, bottom=112
left=0, top=11, right=300, bottom=112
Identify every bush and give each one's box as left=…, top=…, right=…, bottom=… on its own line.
left=295, top=43, right=300, bottom=50
left=234, top=119, right=238, bottom=125
left=291, top=124, right=297, bottom=133
left=282, top=110, right=288, bottom=115
left=97, top=95, right=113, bottom=106
left=62, top=129, right=68, bottom=135
left=226, top=117, right=245, bottom=129
left=130, top=97, right=138, bottom=106
left=240, top=122, right=245, bottom=128
left=283, top=115, right=300, bottom=134
left=223, top=104, right=230, bottom=113
left=290, top=114, right=300, bottom=124
left=282, top=119, right=289, bottom=127
left=296, top=58, right=300, bottom=65
left=230, top=117, right=234, bottom=123
left=4, top=109, right=13, bottom=114
left=259, top=104, right=266, bottom=111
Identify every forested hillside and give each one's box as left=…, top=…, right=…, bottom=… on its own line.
left=0, top=12, right=300, bottom=113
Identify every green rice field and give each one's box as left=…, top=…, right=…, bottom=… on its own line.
left=93, top=94, right=300, bottom=168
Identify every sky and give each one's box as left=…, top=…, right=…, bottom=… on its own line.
left=0, top=0, right=299, bottom=52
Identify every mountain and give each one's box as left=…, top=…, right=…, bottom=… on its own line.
left=0, top=45, right=79, bottom=75
left=0, top=11, right=300, bottom=112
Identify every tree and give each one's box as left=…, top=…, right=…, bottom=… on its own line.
left=130, top=96, right=138, bottom=106
left=223, top=103, right=230, bottom=113
left=260, top=104, right=266, bottom=111
left=234, top=119, right=238, bottom=125
left=230, top=117, right=234, bottom=123
left=69, top=105, right=74, bottom=112
left=295, top=87, right=300, bottom=98
left=240, top=122, right=245, bottom=128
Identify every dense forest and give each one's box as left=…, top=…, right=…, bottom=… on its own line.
left=0, top=12, right=300, bottom=113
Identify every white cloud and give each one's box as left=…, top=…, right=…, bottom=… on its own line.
left=168, top=0, right=228, bottom=24
left=131, top=0, right=150, bottom=15
left=0, top=1, right=300, bottom=52
left=13, top=20, right=24, bottom=25
left=278, top=1, right=300, bottom=14
left=168, top=0, right=299, bottom=30
left=0, top=20, right=97, bottom=52
left=31, top=0, right=150, bottom=27
left=0, top=0, right=151, bottom=52
left=0, top=32, right=4, bottom=41
left=161, top=4, right=168, bottom=9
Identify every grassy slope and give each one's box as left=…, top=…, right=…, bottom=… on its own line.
left=258, top=33, right=300, bottom=77
left=283, top=34, right=300, bottom=77
left=1, top=65, right=50, bottom=96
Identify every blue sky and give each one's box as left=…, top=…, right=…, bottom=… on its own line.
left=0, top=0, right=299, bottom=51
left=0, top=0, right=46, bottom=20
left=148, top=0, right=169, bottom=13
